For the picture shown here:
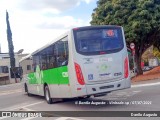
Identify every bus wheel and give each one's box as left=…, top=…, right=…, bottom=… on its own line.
left=44, top=85, right=52, bottom=104
left=25, top=84, right=31, bottom=96
left=24, top=84, right=27, bottom=92
left=86, top=95, right=91, bottom=98
left=78, top=95, right=91, bottom=99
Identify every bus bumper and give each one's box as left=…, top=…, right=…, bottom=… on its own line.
left=85, top=78, right=131, bottom=95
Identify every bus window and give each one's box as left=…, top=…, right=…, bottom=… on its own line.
left=55, top=37, right=69, bottom=67
left=33, top=55, right=40, bottom=72
left=74, top=28, right=124, bottom=55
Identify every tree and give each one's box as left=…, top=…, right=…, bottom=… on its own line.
left=91, top=0, right=160, bottom=75
left=6, top=10, right=17, bottom=83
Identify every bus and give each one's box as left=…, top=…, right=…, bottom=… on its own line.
left=19, top=25, right=131, bottom=104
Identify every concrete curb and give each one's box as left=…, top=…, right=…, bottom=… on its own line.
left=0, top=82, right=22, bottom=88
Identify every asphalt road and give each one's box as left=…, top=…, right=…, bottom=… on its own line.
left=0, top=79, right=160, bottom=120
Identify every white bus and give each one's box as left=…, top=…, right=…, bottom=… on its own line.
left=20, top=25, right=131, bottom=104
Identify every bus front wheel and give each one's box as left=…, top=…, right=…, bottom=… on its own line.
left=44, top=85, right=52, bottom=104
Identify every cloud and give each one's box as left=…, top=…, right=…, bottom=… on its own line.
left=0, top=0, right=94, bottom=53
left=37, top=16, right=88, bottom=29
left=83, top=0, right=95, bottom=4
left=18, top=0, right=95, bottom=13
left=19, top=0, right=80, bottom=13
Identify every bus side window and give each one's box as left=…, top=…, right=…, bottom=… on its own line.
left=33, top=55, right=40, bottom=72
left=49, top=55, right=56, bottom=69
left=42, top=64, right=46, bottom=70
left=56, top=37, right=69, bottom=67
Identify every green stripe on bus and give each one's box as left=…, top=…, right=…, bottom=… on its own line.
left=28, top=66, right=69, bottom=84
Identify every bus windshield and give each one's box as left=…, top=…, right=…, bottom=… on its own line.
left=73, top=27, right=124, bottom=55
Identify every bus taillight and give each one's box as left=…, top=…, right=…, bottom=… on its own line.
left=74, top=63, right=85, bottom=85
left=124, top=57, right=129, bottom=78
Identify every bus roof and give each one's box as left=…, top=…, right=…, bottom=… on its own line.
left=73, top=25, right=122, bottom=30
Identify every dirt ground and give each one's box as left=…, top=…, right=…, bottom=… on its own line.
left=131, top=66, right=160, bottom=82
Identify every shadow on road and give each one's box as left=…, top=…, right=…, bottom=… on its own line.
left=24, top=93, right=129, bottom=110
left=62, top=97, right=127, bottom=109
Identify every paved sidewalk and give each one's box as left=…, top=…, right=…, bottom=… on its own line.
left=131, top=78, right=160, bottom=85
left=0, top=82, right=22, bottom=89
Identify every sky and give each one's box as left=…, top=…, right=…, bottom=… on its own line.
left=0, top=0, right=97, bottom=54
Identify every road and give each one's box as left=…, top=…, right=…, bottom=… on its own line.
left=0, top=79, right=160, bottom=120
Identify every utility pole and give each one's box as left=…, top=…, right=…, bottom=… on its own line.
left=130, top=43, right=136, bottom=76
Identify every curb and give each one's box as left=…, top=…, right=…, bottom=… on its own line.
left=0, top=82, right=22, bottom=88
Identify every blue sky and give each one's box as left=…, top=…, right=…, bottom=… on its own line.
left=0, top=0, right=98, bottom=53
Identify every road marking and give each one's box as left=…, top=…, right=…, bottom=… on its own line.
left=132, top=82, right=160, bottom=88
left=0, top=89, right=22, bottom=93
left=0, top=83, right=21, bottom=88
left=10, top=101, right=44, bottom=110
left=0, top=89, right=22, bottom=96
left=19, top=107, right=35, bottom=111
left=132, top=90, right=141, bottom=93
left=0, top=116, right=8, bottom=120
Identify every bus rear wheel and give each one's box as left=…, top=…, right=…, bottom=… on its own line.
left=78, top=95, right=91, bottom=99
left=44, top=85, right=52, bottom=104
left=24, top=84, right=31, bottom=96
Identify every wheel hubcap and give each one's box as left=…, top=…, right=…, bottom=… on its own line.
left=45, top=88, right=49, bottom=101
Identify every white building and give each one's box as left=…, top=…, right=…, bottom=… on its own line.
left=0, top=53, right=28, bottom=85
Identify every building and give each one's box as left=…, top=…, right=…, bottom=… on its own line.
left=0, top=53, right=28, bottom=85
left=19, top=54, right=33, bottom=76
